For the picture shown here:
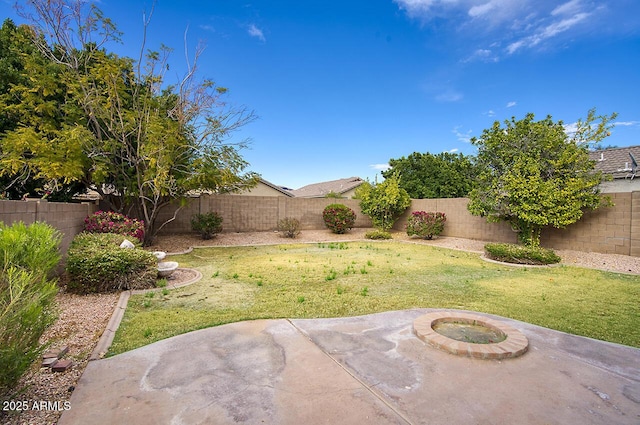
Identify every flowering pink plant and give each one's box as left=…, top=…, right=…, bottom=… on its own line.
left=323, top=204, right=356, bottom=234
left=83, top=211, right=145, bottom=242
left=406, top=211, right=446, bottom=239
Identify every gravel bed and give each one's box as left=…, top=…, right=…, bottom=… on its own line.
left=5, top=229, right=637, bottom=425
left=2, top=292, right=118, bottom=425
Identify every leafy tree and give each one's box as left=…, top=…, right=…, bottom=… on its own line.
left=1, top=1, right=258, bottom=243
left=0, top=19, right=83, bottom=200
left=355, top=172, right=411, bottom=231
left=467, top=110, right=616, bottom=247
left=383, top=151, right=475, bottom=199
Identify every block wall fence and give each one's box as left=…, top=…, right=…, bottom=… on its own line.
left=1, top=191, right=638, bottom=257
left=0, top=200, right=97, bottom=256
left=156, top=191, right=640, bottom=257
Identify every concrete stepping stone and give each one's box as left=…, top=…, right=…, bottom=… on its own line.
left=52, top=359, right=73, bottom=372
left=43, top=345, right=69, bottom=360
left=41, top=357, right=59, bottom=368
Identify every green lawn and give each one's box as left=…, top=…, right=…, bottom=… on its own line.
left=109, top=241, right=640, bottom=355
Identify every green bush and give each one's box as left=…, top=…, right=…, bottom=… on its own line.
left=484, top=243, right=561, bottom=265
left=355, top=173, right=411, bottom=231
left=191, top=212, right=223, bottom=240
left=277, top=217, right=301, bottom=238
left=0, top=222, right=60, bottom=397
left=322, top=204, right=357, bottom=234
left=0, top=221, right=61, bottom=276
left=406, top=211, right=446, bottom=239
left=66, top=233, right=157, bottom=293
left=365, top=229, right=392, bottom=240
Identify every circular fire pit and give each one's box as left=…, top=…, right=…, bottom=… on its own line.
left=413, top=312, right=528, bottom=360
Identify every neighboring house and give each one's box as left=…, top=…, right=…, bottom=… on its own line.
left=589, top=146, right=640, bottom=193
left=290, top=177, right=365, bottom=198
left=233, top=178, right=294, bottom=197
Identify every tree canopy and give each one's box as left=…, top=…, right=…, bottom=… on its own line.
left=467, top=109, right=616, bottom=247
left=0, top=1, right=259, bottom=243
left=383, top=151, right=475, bottom=199
left=355, top=172, right=411, bottom=231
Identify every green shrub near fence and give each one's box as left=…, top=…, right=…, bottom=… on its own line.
left=484, top=243, right=561, bottom=265
left=66, top=233, right=157, bottom=293
left=191, top=212, right=224, bottom=240
left=0, top=222, right=61, bottom=397
left=406, top=211, right=446, bottom=239
left=323, top=204, right=357, bottom=234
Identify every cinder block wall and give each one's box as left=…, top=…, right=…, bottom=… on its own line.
left=394, top=198, right=518, bottom=244
left=632, top=192, right=640, bottom=257
left=0, top=200, right=97, bottom=257
left=541, top=192, right=636, bottom=255
left=158, top=192, right=639, bottom=257
left=157, top=196, right=372, bottom=233
left=5, top=191, right=635, bottom=258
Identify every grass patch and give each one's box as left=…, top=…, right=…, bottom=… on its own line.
left=109, top=242, right=640, bottom=355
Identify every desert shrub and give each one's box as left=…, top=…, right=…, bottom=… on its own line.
left=277, top=217, right=301, bottom=238
left=191, top=212, right=223, bottom=240
left=484, top=243, right=561, bottom=265
left=84, top=210, right=145, bottom=243
left=66, top=233, right=157, bottom=293
left=406, top=211, right=446, bottom=239
left=365, top=229, right=392, bottom=240
left=322, top=204, right=357, bottom=234
left=0, top=221, right=61, bottom=275
left=0, top=222, right=60, bottom=397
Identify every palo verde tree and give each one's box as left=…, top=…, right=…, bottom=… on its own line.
left=467, top=109, right=616, bottom=247
left=355, top=172, right=411, bottom=231
left=1, top=1, right=258, bottom=244
left=0, top=19, right=86, bottom=200
left=383, top=151, right=476, bottom=199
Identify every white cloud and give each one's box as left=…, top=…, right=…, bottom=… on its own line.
left=506, top=101, right=517, bottom=108
left=564, top=122, right=578, bottom=135
left=370, top=163, right=391, bottom=171
left=436, top=90, right=463, bottom=102
left=614, top=121, right=640, bottom=127
left=447, top=148, right=460, bottom=153
left=452, top=126, right=473, bottom=143
left=393, top=0, right=439, bottom=17
left=552, top=0, right=582, bottom=16
left=394, top=0, right=610, bottom=58
left=468, top=0, right=512, bottom=18
left=484, top=110, right=496, bottom=117
left=247, top=24, right=265, bottom=42
left=507, top=8, right=591, bottom=54
left=463, top=48, right=499, bottom=63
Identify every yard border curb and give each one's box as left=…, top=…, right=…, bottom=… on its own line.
left=89, top=268, right=202, bottom=361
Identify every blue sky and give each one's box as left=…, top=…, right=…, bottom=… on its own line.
left=2, top=0, right=639, bottom=189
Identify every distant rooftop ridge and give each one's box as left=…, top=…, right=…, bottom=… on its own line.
left=290, top=176, right=365, bottom=198
left=589, top=145, right=640, bottom=179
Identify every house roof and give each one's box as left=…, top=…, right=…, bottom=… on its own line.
left=290, top=177, right=365, bottom=198
left=257, top=178, right=295, bottom=197
left=589, top=145, right=640, bottom=180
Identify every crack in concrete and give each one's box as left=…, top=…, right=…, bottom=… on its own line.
left=287, top=318, right=415, bottom=425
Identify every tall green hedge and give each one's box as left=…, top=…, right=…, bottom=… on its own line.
left=0, top=222, right=61, bottom=397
